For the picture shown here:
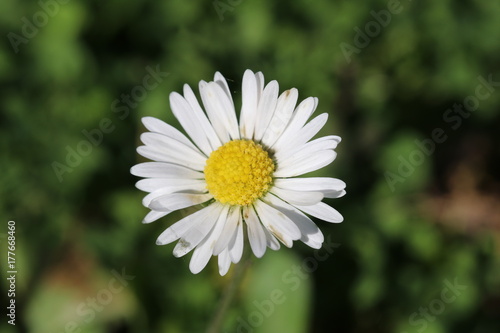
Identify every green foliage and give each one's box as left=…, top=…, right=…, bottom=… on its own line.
left=1, top=0, right=499, bottom=332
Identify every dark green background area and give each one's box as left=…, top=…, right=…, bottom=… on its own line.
left=1, top=0, right=499, bottom=332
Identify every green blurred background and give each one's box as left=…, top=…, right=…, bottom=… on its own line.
left=1, top=0, right=499, bottom=332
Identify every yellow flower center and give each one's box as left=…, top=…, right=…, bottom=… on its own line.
left=204, top=139, right=275, bottom=206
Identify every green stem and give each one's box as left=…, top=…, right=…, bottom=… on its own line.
left=206, top=250, right=252, bottom=333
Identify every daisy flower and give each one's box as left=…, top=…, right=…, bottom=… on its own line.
left=131, top=70, right=346, bottom=275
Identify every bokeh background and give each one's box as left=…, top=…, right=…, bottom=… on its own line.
left=1, top=0, right=499, bottom=332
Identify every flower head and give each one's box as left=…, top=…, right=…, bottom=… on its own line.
left=131, top=70, right=346, bottom=275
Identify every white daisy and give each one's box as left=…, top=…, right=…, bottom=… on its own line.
left=131, top=69, right=346, bottom=275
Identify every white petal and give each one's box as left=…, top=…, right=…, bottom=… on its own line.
left=137, top=146, right=206, bottom=171
left=131, top=162, right=204, bottom=179
left=275, top=177, right=346, bottom=199
left=172, top=210, right=220, bottom=258
left=141, top=117, right=196, bottom=149
left=270, top=187, right=323, bottom=206
left=270, top=97, right=318, bottom=150
left=174, top=204, right=226, bottom=258
left=199, top=81, right=239, bottom=142
left=274, top=113, right=329, bottom=161
left=254, top=200, right=301, bottom=247
left=156, top=204, right=217, bottom=245
left=213, top=206, right=240, bottom=255
left=239, top=70, right=259, bottom=139
left=273, top=150, right=336, bottom=178
left=189, top=205, right=230, bottom=274
left=182, top=84, right=222, bottom=152
left=254, top=80, right=279, bottom=142
left=261, top=88, right=298, bottom=147
left=205, top=80, right=240, bottom=140
left=295, top=202, right=344, bottom=223
left=214, top=71, right=234, bottom=106
left=275, top=137, right=339, bottom=169
left=170, top=91, right=216, bottom=156
left=211, top=80, right=240, bottom=140
left=274, top=177, right=345, bottom=193
left=149, top=193, right=211, bottom=212
left=141, top=182, right=207, bottom=207
left=140, top=132, right=206, bottom=163
left=218, top=248, right=232, bottom=276
left=142, top=210, right=169, bottom=224
left=279, top=135, right=340, bottom=164
left=290, top=113, right=329, bottom=145
left=275, top=177, right=347, bottom=199
left=229, top=217, right=244, bottom=263
left=136, top=178, right=206, bottom=193
left=189, top=244, right=212, bottom=274
left=264, top=194, right=324, bottom=248
left=255, top=72, right=265, bottom=102
left=263, top=227, right=281, bottom=251
left=324, top=189, right=347, bottom=198
left=244, top=206, right=267, bottom=258
left=321, top=135, right=341, bottom=149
